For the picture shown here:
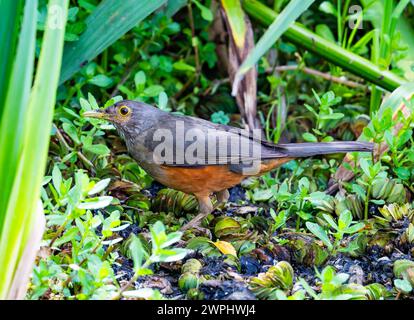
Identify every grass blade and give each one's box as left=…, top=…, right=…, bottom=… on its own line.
left=233, top=0, right=314, bottom=94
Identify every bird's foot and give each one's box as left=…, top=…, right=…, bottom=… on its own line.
left=180, top=212, right=209, bottom=231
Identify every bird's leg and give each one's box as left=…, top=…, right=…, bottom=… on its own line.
left=215, top=189, right=230, bottom=205
left=180, top=195, right=213, bottom=231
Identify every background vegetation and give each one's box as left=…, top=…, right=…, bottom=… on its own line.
left=1, top=0, right=414, bottom=300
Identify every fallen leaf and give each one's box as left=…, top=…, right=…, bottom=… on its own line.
left=211, top=240, right=237, bottom=257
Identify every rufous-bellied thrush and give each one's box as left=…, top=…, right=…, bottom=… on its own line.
left=84, top=100, right=373, bottom=230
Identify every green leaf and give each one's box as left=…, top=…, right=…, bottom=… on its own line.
left=87, top=74, right=113, bottom=87
left=77, top=196, right=113, bottom=209
left=62, top=122, right=80, bottom=144
left=158, top=92, right=169, bottom=111
left=359, top=158, right=371, bottom=178
left=394, top=167, right=410, bottom=180
left=318, top=1, right=337, bottom=15
left=143, top=85, right=164, bottom=97
left=344, top=222, right=365, bottom=234
left=173, top=60, right=196, bottom=72
left=315, top=24, right=335, bottom=42
left=52, top=165, right=62, bottom=195
left=129, top=235, right=146, bottom=271
left=83, top=143, right=110, bottom=155
left=193, top=0, right=213, bottom=21
left=338, top=210, right=352, bottom=230
left=134, top=71, right=146, bottom=91
left=394, top=279, right=412, bottom=293
left=323, top=214, right=338, bottom=231
left=302, top=132, right=318, bottom=142
left=306, top=222, right=333, bottom=250
left=88, top=178, right=111, bottom=195
left=220, top=0, right=247, bottom=49
left=0, top=0, right=24, bottom=119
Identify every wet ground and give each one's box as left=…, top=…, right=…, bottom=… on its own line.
left=111, top=183, right=414, bottom=300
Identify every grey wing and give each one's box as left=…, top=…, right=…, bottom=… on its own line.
left=140, top=113, right=286, bottom=169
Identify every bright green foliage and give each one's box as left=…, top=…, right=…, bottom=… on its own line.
left=0, top=0, right=68, bottom=299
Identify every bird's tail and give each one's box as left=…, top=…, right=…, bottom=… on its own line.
left=274, top=141, right=374, bottom=158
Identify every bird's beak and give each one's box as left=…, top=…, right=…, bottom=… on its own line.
left=83, top=110, right=111, bottom=120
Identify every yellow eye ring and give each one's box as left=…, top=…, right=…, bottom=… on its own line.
left=118, top=106, right=130, bottom=116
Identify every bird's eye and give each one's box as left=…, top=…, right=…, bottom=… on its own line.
left=119, top=106, right=130, bottom=116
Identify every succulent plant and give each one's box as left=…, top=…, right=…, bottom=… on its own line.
left=309, top=192, right=364, bottom=220
left=364, top=283, right=390, bottom=300
left=378, top=203, right=414, bottom=222
left=287, top=234, right=329, bottom=266
left=186, top=288, right=205, bottom=300
left=394, top=259, right=414, bottom=287
left=178, top=258, right=203, bottom=294
left=309, top=195, right=335, bottom=213
left=178, top=272, right=199, bottom=292
left=214, top=217, right=242, bottom=239
left=152, top=188, right=198, bottom=215
left=371, top=177, right=406, bottom=204
left=182, top=258, right=203, bottom=274
left=334, top=194, right=364, bottom=220
left=249, top=261, right=294, bottom=299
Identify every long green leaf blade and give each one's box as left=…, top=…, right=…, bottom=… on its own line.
left=59, top=0, right=167, bottom=83
left=0, top=0, right=68, bottom=299
left=0, top=0, right=37, bottom=231
left=0, top=0, right=24, bottom=119
left=234, top=0, right=314, bottom=92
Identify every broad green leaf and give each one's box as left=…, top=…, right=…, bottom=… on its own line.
left=87, top=74, right=113, bottom=87
left=323, top=214, right=338, bottom=231
left=344, top=222, right=365, bottom=234
left=302, top=132, right=318, bottom=142
left=394, top=279, right=412, bottom=293
left=77, top=196, right=113, bottom=209
left=129, top=235, right=146, bottom=271
left=338, top=210, right=352, bottom=230
left=88, top=178, right=111, bottom=195
left=306, top=222, right=333, bottom=250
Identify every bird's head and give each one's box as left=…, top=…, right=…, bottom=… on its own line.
left=83, top=100, right=159, bottom=137
left=83, top=100, right=139, bottom=124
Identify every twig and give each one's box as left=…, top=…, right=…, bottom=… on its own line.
left=187, top=1, right=201, bottom=75
left=267, top=65, right=365, bottom=89
left=110, top=55, right=140, bottom=98
left=112, top=259, right=152, bottom=300
left=174, top=2, right=201, bottom=101
left=53, top=124, right=95, bottom=170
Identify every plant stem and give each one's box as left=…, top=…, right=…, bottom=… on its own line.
left=364, top=184, right=372, bottom=220
left=112, top=259, right=152, bottom=300
left=241, top=0, right=406, bottom=91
